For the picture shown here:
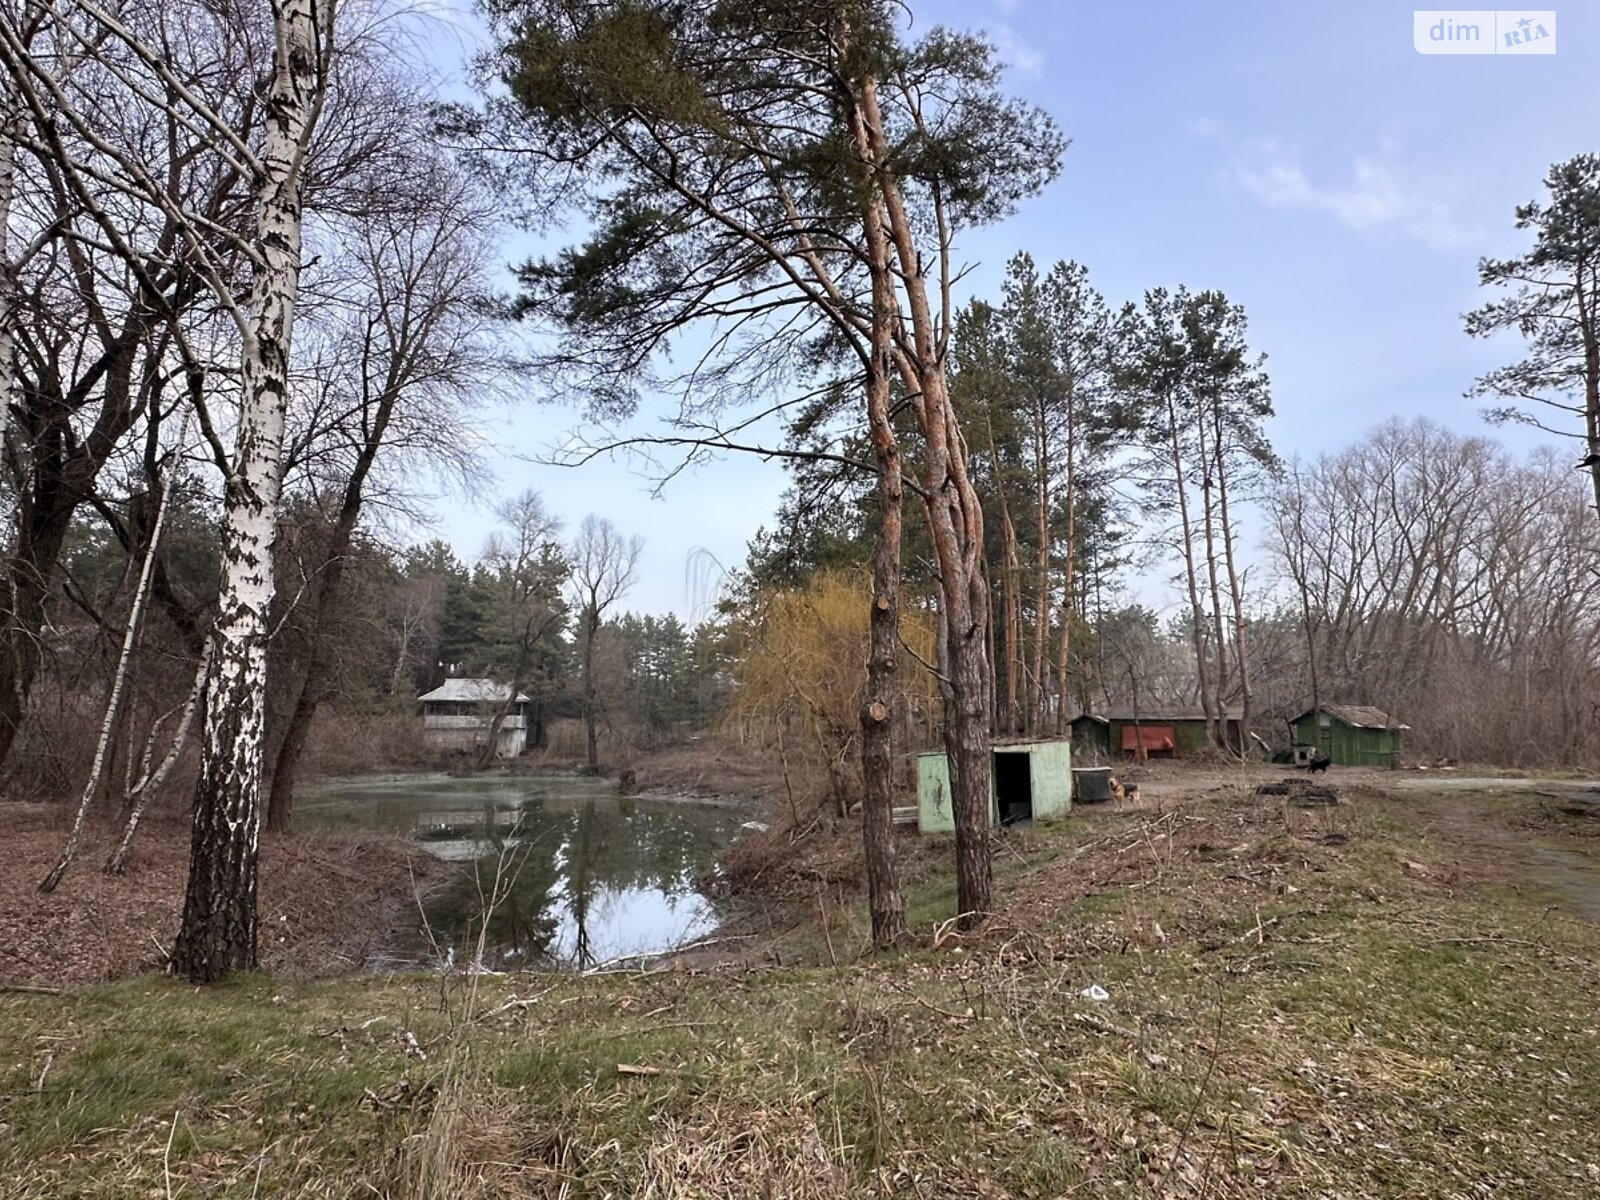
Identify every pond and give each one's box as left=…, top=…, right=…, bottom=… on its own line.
left=298, top=775, right=746, bottom=971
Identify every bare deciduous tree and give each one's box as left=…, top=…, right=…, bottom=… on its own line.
left=569, top=515, right=641, bottom=774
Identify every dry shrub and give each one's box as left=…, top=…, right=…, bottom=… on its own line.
left=3, top=685, right=203, bottom=804
left=3, top=694, right=103, bottom=801
left=539, top=716, right=591, bottom=761
left=301, top=710, right=441, bottom=778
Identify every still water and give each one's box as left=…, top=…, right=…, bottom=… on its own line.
left=298, top=775, right=744, bottom=970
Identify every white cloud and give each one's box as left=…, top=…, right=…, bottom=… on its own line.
left=1211, top=132, right=1478, bottom=251
left=987, top=21, right=1043, bottom=75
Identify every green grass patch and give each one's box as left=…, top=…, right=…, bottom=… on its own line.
left=6, top=792, right=1600, bottom=1197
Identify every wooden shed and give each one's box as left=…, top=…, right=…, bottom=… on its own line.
left=1070, top=707, right=1244, bottom=758
left=1290, top=704, right=1407, bottom=767
left=916, top=739, right=1072, bottom=834
left=419, top=677, right=530, bottom=759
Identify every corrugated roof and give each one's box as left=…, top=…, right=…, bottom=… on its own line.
left=1293, top=704, right=1409, bottom=731
left=1070, top=707, right=1244, bottom=723
left=418, top=678, right=530, bottom=704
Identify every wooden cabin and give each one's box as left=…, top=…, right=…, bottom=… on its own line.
left=419, top=678, right=530, bottom=759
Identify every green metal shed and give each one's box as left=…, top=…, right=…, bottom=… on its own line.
left=917, top=739, right=1072, bottom=834
left=1290, top=704, right=1407, bottom=767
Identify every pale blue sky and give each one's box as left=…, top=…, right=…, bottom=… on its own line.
left=412, top=1, right=1596, bottom=617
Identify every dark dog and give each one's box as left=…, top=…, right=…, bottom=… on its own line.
left=1307, top=752, right=1331, bottom=774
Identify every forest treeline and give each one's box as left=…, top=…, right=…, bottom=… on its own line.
left=1, top=0, right=1597, bottom=975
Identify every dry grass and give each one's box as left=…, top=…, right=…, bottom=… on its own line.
left=4, top=780, right=1600, bottom=1197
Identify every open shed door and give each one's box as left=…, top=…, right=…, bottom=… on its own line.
left=1027, top=740, right=1072, bottom=822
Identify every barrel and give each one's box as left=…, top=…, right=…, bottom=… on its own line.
left=1072, top=766, right=1113, bottom=804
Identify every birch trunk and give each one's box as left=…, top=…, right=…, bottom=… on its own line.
left=39, top=420, right=185, bottom=893
left=0, top=91, right=17, bottom=541
left=172, top=0, right=325, bottom=984
left=106, top=645, right=210, bottom=874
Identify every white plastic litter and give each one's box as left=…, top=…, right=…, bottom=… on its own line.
left=1079, top=984, right=1110, bottom=1002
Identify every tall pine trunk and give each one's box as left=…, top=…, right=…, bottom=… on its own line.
left=1212, top=401, right=1253, bottom=744
left=857, top=185, right=904, bottom=945
left=981, top=396, right=1021, bottom=734
left=172, top=0, right=323, bottom=983
left=1194, top=406, right=1231, bottom=749
left=1165, top=393, right=1217, bottom=745
left=1054, top=397, right=1078, bottom=734
left=859, top=75, right=992, bottom=926
left=1029, top=394, right=1050, bottom=734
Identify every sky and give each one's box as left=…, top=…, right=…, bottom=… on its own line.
left=410, top=2, right=1596, bottom=618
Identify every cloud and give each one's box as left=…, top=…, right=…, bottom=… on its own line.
left=987, top=21, right=1043, bottom=75
left=1208, top=131, right=1478, bottom=251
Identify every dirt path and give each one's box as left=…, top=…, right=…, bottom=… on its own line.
left=1380, top=782, right=1600, bottom=923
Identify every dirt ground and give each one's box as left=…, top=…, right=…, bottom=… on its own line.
left=0, top=804, right=446, bottom=986
left=705, top=759, right=1600, bottom=969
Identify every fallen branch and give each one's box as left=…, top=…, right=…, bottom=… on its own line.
left=0, top=981, right=62, bottom=995
left=616, top=1062, right=663, bottom=1077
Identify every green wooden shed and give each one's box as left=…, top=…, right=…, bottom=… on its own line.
left=1070, top=707, right=1244, bottom=758
left=1290, top=704, right=1408, bottom=767
left=917, top=739, right=1071, bottom=834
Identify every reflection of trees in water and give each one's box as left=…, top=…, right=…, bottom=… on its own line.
left=426, top=796, right=735, bottom=968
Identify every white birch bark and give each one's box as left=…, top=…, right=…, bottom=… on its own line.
left=105, top=643, right=210, bottom=875
left=39, top=414, right=188, bottom=892
left=172, top=0, right=328, bottom=982
left=0, top=83, right=18, bottom=547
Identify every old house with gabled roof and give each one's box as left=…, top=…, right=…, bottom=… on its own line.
left=418, top=678, right=530, bottom=759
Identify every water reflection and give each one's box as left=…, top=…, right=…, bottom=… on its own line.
left=298, top=777, right=742, bottom=969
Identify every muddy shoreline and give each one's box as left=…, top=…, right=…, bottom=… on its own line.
left=0, top=803, right=449, bottom=986
left=1, top=767, right=773, bottom=987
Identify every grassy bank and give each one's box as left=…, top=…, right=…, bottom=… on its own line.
left=5, top=783, right=1600, bottom=1197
